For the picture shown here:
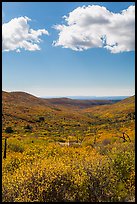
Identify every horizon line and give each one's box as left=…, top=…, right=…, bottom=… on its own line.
left=2, top=90, right=134, bottom=98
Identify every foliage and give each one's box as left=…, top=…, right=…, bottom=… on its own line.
left=2, top=93, right=135, bottom=202
left=24, top=124, right=32, bottom=132
left=5, top=127, right=14, bottom=133
left=2, top=139, right=135, bottom=202
left=8, top=143, right=24, bottom=153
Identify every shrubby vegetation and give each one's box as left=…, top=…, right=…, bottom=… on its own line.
left=2, top=136, right=135, bottom=202
left=2, top=94, right=135, bottom=202
left=24, top=124, right=32, bottom=132
left=5, top=126, right=14, bottom=133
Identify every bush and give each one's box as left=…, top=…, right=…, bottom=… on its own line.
left=39, top=117, right=45, bottom=122
left=36, top=117, right=45, bottom=122
left=2, top=142, right=135, bottom=202
left=8, top=143, right=24, bottom=153
left=5, top=127, right=14, bottom=133
left=102, top=138, right=111, bottom=146
left=24, top=125, right=32, bottom=132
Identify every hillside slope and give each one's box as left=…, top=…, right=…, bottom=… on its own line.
left=82, top=95, right=135, bottom=119
left=2, top=91, right=116, bottom=127
left=2, top=91, right=56, bottom=131
left=2, top=91, right=135, bottom=142
left=2, top=92, right=135, bottom=203
left=45, top=97, right=115, bottom=109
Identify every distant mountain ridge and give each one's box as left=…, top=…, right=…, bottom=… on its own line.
left=41, top=95, right=129, bottom=100
left=2, top=91, right=117, bottom=110
left=67, top=96, right=129, bottom=100
left=45, top=97, right=116, bottom=108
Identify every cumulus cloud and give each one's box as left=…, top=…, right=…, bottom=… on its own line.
left=53, top=5, right=135, bottom=53
left=2, top=16, right=49, bottom=52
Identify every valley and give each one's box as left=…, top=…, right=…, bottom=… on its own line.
left=2, top=91, right=135, bottom=202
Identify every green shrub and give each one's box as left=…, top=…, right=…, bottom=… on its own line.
left=39, top=117, right=45, bottom=122
left=24, top=125, right=32, bottom=132
left=8, top=143, right=24, bottom=153
left=5, top=127, right=14, bottom=133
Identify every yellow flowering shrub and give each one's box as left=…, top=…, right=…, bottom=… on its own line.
left=2, top=139, right=135, bottom=202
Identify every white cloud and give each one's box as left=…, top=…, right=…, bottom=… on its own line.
left=2, top=16, right=49, bottom=52
left=53, top=5, right=135, bottom=53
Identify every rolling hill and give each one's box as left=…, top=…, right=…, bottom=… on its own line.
left=2, top=90, right=117, bottom=125
left=82, top=95, right=135, bottom=119
left=44, top=97, right=115, bottom=109
left=2, top=91, right=135, bottom=202
left=2, top=91, right=115, bottom=109
left=2, top=91, right=135, bottom=141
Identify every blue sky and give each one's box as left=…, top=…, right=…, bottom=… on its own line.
left=2, top=2, right=135, bottom=97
